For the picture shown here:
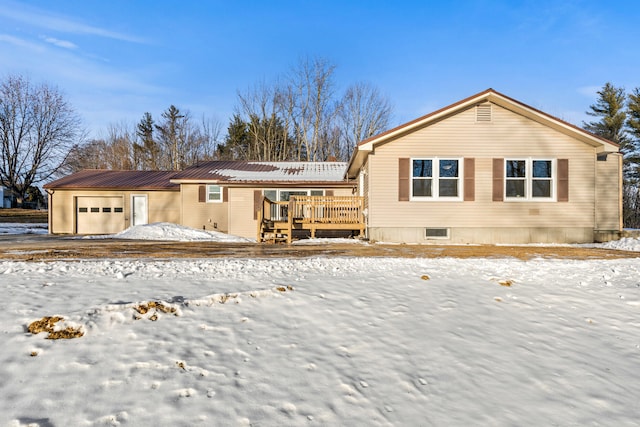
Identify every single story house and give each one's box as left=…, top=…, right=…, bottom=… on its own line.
left=45, top=89, right=622, bottom=243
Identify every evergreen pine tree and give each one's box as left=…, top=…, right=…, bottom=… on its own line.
left=583, top=82, right=629, bottom=148
left=136, top=112, right=159, bottom=170
left=626, top=87, right=640, bottom=164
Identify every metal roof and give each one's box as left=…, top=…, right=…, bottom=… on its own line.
left=172, top=161, right=349, bottom=183
left=44, top=170, right=180, bottom=190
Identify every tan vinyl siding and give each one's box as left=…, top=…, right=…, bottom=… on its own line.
left=595, top=153, right=622, bottom=230
left=228, top=188, right=258, bottom=239
left=147, top=192, right=181, bottom=224
left=48, top=189, right=179, bottom=234
left=367, top=103, right=597, bottom=232
left=181, top=184, right=229, bottom=232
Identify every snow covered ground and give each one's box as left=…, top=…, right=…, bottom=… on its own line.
left=1, top=222, right=640, bottom=426
left=2, top=254, right=640, bottom=426
left=0, top=223, right=48, bottom=235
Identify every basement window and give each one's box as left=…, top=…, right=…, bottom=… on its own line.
left=425, top=228, right=450, bottom=239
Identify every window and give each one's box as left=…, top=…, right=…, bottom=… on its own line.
left=114, top=207, right=123, bottom=213
left=79, top=207, right=88, bottom=213
left=411, top=158, right=461, bottom=200
left=505, top=159, right=554, bottom=200
left=263, top=189, right=325, bottom=202
left=207, top=185, right=222, bottom=202
left=90, top=207, right=99, bottom=213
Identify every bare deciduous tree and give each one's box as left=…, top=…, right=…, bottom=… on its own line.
left=339, top=82, right=393, bottom=158
left=0, top=74, right=81, bottom=206
left=199, top=115, right=223, bottom=161
left=237, top=81, right=291, bottom=161
left=222, top=57, right=394, bottom=162
left=287, top=57, right=338, bottom=161
left=64, top=139, right=110, bottom=172
left=63, top=123, right=136, bottom=172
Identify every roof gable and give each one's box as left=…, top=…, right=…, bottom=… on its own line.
left=347, top=89, right=620, bottom=177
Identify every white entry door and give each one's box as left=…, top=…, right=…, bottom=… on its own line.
left=131, top=195, right=148, bottom=226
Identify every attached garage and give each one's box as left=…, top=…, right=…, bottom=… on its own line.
left=76, top=196, right=125, bottom=234
left=44, top=170, right=181, bottom=235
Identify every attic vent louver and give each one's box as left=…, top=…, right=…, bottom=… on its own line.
left=476, top=104, right=492, bottom=122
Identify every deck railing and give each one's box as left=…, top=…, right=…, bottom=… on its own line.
left=290, top=196, right=364, bottom=224
left=261, top=196, right=364, bottom=224
left=260, top=197, right=288, bottom=222
left=258, top=195, right=365, bottom=242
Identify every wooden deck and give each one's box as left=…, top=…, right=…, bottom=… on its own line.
left=257, top=195, right=366, bottom=243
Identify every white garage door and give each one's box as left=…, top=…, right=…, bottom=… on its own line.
left=76, top=196, right=125, bottom=234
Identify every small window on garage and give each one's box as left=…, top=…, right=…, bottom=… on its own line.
left=114, top=207, right=123, bottom=213
left=103, top=207, right=111, bottom=213
left=425, top=228, right=449, bottom=239
left=79, top=207, right=88, bottom=213
left=90, top=207, right=99, bottom=213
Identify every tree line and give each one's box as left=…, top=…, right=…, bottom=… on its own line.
left=64, top=107, right=222, bottom=172
left=63, top=57, right=393, bottom=171
left=0, top=58, right=392, bottom=207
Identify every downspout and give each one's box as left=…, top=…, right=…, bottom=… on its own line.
left=619, top=154, right=624, bottom=233
left=45, top=189, right=54, bottom=234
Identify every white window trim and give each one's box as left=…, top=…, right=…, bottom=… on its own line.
left=206, top=184, right=223, bottom=203
left=504, top=158, right=556, bottom=202
left=410, top=157, right=464, bottom=201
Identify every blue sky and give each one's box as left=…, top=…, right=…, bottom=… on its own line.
left=1, top=0, right=638, bottom=139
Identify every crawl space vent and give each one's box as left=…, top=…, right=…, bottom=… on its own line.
left=425, top=228, right=449, bottom=239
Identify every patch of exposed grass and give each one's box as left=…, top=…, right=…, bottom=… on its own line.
left=133, top=301, right=178, bottom=320
left=28, top=316, right=84, bottom=339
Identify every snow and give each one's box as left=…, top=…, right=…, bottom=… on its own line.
left=84, top=222, right=254, bottom=242
left=2, top=252, right=640, bottom=426
left=211, top=161, right=347, bottom=182
left=0, top=223, right=48, bottom=235
left=599, top=236, right=640, bottom=252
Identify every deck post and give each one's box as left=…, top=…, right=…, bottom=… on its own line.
left=287, top=198, right=294, bottom=244
left=256, top=200, right=263, bottom=242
